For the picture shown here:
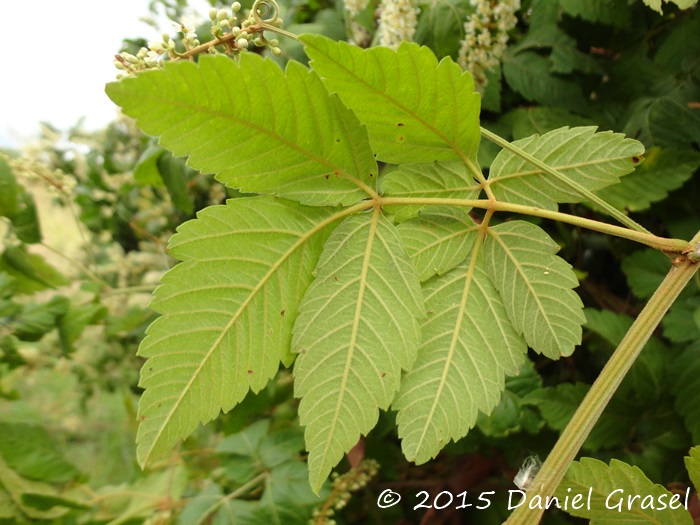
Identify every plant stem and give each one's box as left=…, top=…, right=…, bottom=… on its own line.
left=377, top=197, right=689, bottom=253
left=503, top=228, right=700, bottom=525
left=479, top=126, right=651, bottom=234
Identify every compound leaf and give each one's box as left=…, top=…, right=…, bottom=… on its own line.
left=106, top=54, right=377, bottom=206
left=483, top=221, right=584, bottom=358
left=488, top=127, right=644, bottom=210
left=394, top=256, right=526, bottom=464
left=381, top=161, right=481, bottom=222
left=136, top=197, right=337, bottom=466
left=397, top=207, right=478, bottom=281
left=301, top=34, right=481, bottom=164
left=556, top=458, right=693, bottom=524
left=293, top=210, right=424, bottom=492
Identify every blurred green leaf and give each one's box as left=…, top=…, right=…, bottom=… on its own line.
left=133, top=144, right=166, bottom=186
left=0, top=157, right=19, bottom=218
left=0, top=245, right=66, bottom=294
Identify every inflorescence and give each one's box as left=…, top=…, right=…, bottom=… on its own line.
left=114, top=0, right=294, bottom=78
left=458, top=0, right=520, bottom=90
left=310, top=459, right=380, bottom=525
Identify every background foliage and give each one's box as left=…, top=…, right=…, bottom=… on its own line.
left=1, top=0, right=699, bottom=524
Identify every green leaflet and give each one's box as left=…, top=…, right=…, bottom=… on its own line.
left=292, top=210, right=424, bottom=492
left=559, top=0, right=631, bottom=27
left=106, top=54, right=377, bottom=207
left=643, top=0, right=698, bottom=13
left=136, top=197, right=337, bottom=466
left=502, top=50, right=587, bottom=111
left=523, top=382, right=637, bottom=451
left=686, top=446, right=700, bottom=492
left=669, top=343, right=700, bottom=443
left=0, top=156, right=19, bottom=218
left=555, top=458, right=693, bottom=524
left=483, top=221, right=584, bottom=358
left=397, top=207, right=478, bottom=281
left=622, top=249, right=672, bottom=300
left=394, top=255, right=526, bottom=464
left=488, top=127, right=644, bottom=210
left=381, top=160, right=481, bottom=222
left=0, top=456, right=68, bottom=521
left=594, top=148, right=700, bottom=212
left=301, top=34, right=481, bottom=164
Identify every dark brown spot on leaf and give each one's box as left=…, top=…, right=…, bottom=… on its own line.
left=281, top=309, right=285, bottom=317
left=632, top=156, right=640, bottom=163
left=381, top=373, right=386, bottom=378
left=247, top=370, right=253, bottom=375
left=397, top=136, right=404, bottom=142
left=397, top=122, right=404, bottom=127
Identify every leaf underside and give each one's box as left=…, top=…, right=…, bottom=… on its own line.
left=556, top=458, right=693, bottom=524
left=106, top=54, right=377, bottom=206
left=381, top=160, right=482, bottom=222
left=397, top=207, right=479, bottom=282
left=301, top=34, right=481, bottom=164
left=136, top=197, right=336, bottom=466
left=484, top=221, right=585, bottom=358
left=292, top=210, right=424, bottom=492
left=394, top=254, right=526, bottom=464
left=488, top=126, right=645, bottom=210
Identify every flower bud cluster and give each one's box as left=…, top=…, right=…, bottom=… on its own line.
left=309, top=459, right=380, bottom=524
left=377, top=0, right=420, bottom=49
left=114, top=1, right=287, bottom=78
left=8, top=156, right=77, bottom=197
left=458, top=0, right=520, bottom=89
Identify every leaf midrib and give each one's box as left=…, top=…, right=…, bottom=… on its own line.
left=140, top=204, right=361, bottom=465
left=303, top=39, right=469, bottom=162
left=136, top=70, right=374, bottom=196
left=317, top=207, right=381, bottom=473
left=487, top=227, right=558, bottom=347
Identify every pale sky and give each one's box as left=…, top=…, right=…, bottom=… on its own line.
left=1, top=0, right=210, bottom=148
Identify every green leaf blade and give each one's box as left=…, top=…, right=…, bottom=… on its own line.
left=394, top=256, right=526, bottom=464
left=301, top=34, right=481, bottom=164
left=556, top=458, right=693, bottom=524
left=488, top=127, right=644, bottom=210
left=381, top=160, right=481, bottom=222
left=106, top=55, right=377, bottom=206
left=136, top=197, right=336, bottom=466
left=484, top=221, right=584, bottom=358
left=397, top=207, right=478, bottom=281
left=292, top=211, right=424, bottom=491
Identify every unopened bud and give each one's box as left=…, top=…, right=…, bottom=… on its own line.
left=231, top=2, right=241, bottom=12
left=209, top=7, right=218, bottom=20
left=217, top=8, right=228, bottom=20
left=236, top=37, right=249, bottom=49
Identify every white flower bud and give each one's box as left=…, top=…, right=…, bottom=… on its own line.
left=217, top=8, right=228, bottom=20
left=231, top=2, right=241, bottom=12
left=271, top=46, right=282, bottom=56
left=149, top=41, right=164, bottom=52
left=236, top=37, right=249, bottom=48
left=209, top=7, right=218, bottom=20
